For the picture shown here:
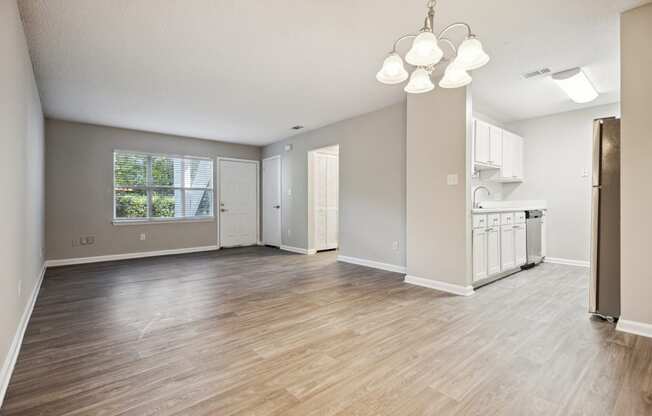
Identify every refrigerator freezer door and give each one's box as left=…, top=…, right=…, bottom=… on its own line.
left=596, top=118, right=621, bottom=318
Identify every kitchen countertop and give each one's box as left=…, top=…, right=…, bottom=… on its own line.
left=471, top=200, right=547, bottom=214
left=472, top=207, right=547, bottom=214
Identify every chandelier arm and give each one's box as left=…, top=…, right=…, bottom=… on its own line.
left=438, top=37, right=457, bottom=58
left=437, top=22, right=473, bottom=39
left=392, top=34, right=417, bottom=53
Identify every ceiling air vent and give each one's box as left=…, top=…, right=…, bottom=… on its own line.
left=522, top=68, right=551, bottom=79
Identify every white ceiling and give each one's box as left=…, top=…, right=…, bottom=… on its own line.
left=19, top=0, right=648, bottom=145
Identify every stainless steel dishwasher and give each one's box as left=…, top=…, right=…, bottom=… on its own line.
left=523, top=210, right=544, bottom=269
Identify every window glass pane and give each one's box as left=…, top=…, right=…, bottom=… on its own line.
left=114, top=152, right=214, bottom=221
left=185, top=159, right=213, bottom=189
left=151, top=157, right=182, bottom=187
left=151, top=189, right=179, bottom=218
left=115, top=189, right=147, bottom=218
left=114, top=153, right=147, bottom=186
left=185, top=190, right=213, bottom=217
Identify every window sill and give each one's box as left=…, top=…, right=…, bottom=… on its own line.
left=112, top=217, right=215, bottom=226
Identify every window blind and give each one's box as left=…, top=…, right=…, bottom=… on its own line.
left=113, top=151, right=214, bottom=221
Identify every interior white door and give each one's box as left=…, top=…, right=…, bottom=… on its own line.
left=314, top=152, right=339, bottom=251
left=262, top=157, right=281, bottom=247
left=219, top=159, right=258, bottom=248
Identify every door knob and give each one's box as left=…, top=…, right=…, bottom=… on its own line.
left=220, top=208, right=228, bottom=212
left=273, top=205, right=281, bottom=209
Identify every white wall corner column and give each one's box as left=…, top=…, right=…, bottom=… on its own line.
left=405, top=86, right=473, bottom=296
left=619, top=3, right=652, bottom=337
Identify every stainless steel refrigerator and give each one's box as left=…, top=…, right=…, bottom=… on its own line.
left=589, top=117, right=620, bottom=319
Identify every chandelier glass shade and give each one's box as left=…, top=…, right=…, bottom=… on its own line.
left=439, top=63, right=472, bottom=88
left=405, top=32, right=444, bottom=66
left=376, top=53, right=409, bottom=84
left=404, top=67, right=435, bottom=94
left=454, top=36, right=490, bottom=71
left=376, top=0, right=489, bottom=94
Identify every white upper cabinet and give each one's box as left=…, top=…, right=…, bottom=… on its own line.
left=512, top=135, right=524, bottom=180
left=473, top=119, right=503, bottom=169
left=489, top=126, right=503, bottom=166
left=496, top=131, right=524, bottom=183
left=474, top=119, right=492, bottom=165
left=472, top=117, right=525, bottom=182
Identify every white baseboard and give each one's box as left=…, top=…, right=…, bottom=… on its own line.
left=404, top=275, right=475, bottom=297
left=46, top=245, right=220, bottom=267
left=544, top=257, right=590, bottom=268
left=1, top=262, right=46, bottom=408
left=336, top=255, right=406, bottom=274
left=307, top=249, right=317, bottom=255
left=280, top=245, right=313, bottom=255
left=617, top=319, right=652, bottom=339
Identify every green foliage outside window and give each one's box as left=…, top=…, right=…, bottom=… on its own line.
left=114, top=152, right=213, bottom=220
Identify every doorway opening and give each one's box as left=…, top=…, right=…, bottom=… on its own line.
left=307, top=145, right=339, bottom=254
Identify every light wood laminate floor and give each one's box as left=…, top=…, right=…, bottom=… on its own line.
left=2, top=247, right=651, bottom=415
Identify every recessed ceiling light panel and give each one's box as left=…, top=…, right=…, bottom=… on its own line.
left=552, top=68, right=599, bottom=104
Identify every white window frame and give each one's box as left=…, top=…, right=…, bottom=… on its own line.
left=112, top=150, right=215, bottom=225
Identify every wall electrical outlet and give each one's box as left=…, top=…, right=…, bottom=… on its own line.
left=86, top=236, right=95, bottom=245
left=392, top=241, right=399, bottom=251
left=140, top=233, right=147, bottom=241
left=287, top=229, right=292, bottom=237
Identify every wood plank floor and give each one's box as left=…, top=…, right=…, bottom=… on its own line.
left=2, top=247, right=651, bottom=415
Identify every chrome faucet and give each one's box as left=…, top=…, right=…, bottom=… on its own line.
left=473, top=186, right=491, bottom=209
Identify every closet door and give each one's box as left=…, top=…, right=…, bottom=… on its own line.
left=325, top=155, right=339, bottom=249
left=314, top=155, right=329, bottom=251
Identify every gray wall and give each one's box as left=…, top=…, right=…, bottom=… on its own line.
left=0, top=0, right=45, bottom=398
left=621, top=3, right=652, bottom=326
left=505, top=103, right=619, bottom=263
left=45, top=120, right=260, bottom=260
left=406, top=87, right=471, bottom=287
left=262, top=103, right=406, bottom=267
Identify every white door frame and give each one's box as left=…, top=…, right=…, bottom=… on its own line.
left=216, top=157, right=260, bottom=248
left=262, top=155, right=282, bottom=247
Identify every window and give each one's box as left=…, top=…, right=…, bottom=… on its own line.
left=113, top=151, right=214, bottom=222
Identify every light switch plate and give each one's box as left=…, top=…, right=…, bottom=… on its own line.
left=447, top=174, right=459, bottom=186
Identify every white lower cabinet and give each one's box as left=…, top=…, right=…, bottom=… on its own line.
left=514, top=223, right=527, bottom=266
left=500, top=225, right=516, bottom=271
left=473, top=211, right=528, bottom=283
left=487, top=227, right=501, bottom=275
left=472, top=228, right=488, bottom=282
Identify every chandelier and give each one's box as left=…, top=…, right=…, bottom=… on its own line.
left=376, top=0, right=489, bottom=94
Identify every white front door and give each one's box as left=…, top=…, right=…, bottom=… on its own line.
left=262, top=156, right=282, bottom=247
left=314, top=152, right=339, bottom=251
left=219, top=159, right=258, bottom=248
